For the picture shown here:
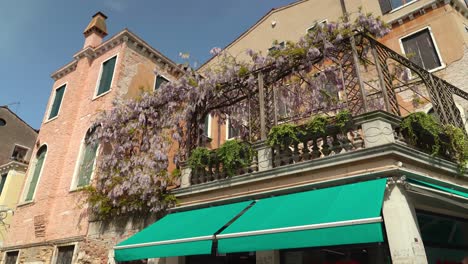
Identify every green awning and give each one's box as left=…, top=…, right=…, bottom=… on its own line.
left=114, top=201, right=252, bottom=262
left=217, top=179, right=387, bottom=253
left=408, top=179, right=468, bottom=199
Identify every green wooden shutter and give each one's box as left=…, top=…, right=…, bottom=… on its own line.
left=77, top=143, right=98, bottom=187
left=154, top=75, right=168, bottom=90
left=97, top=56, right=117, bottom=95
left=48, top=85, right=66, bottom=119
left=0, top=174, right=7, bottom=196
left=26, top=148, right=47, bottom=201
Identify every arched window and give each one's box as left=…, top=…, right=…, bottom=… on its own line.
left=72, top=128, right=99, bottom=189
left=24, top=145, right=47, bottom=202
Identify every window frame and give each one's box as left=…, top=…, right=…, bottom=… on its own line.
left=388, top=0, right=418, bottom=13
left=153, top=74, right=170, bottom=91
left=3, top=250, right=20, bottom=264
left=225, top=117, right=241, bottom=140
left=399, top=26, right=445, bottom=73
left=45, top=82, right=68, bottom=122
left=19, top=144, right=48, bottom=204
left=306, top=19, right=328, bottom=33
left=203, top=114, right=212, bottom=138
left=268, top=41, right=285, bottom=55
left=10, top=144, right=29, bottom=162
left=70, top=131, right=100, bottom=191
left=0, top=172, right=8, bottom=197
left=93, top=54, right=119, bottom=99
left=52, top=243, right=78, bottom=264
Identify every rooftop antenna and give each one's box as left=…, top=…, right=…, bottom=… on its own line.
left=5, top=101, right=20, bottom=114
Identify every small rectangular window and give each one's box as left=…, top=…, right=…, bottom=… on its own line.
left=96, top=56, right=117, bottom=96
left=5, top=251, right=19, bottom=264
left=11, top=145, right=28, bottom=161
left=227, top=119, right=241, bottom=139
left=401, top=28, right=442, bottom=71
left=154, top=75, right=169, bottom=90
left=202, top=114, right=211, bottom=138
left=55, top=245, right=75, bottom=264
left=48, top=85, right=66, bottom=119
left=268, top=41, right=285, bottom=55
left=379, top=0, right=416, bottom=13
left=0, top=173, right=7, bottom=196
left=307, top=20, right=327, bottom=33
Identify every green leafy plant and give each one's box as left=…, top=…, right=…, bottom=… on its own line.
left=307, top=115, right=329, bottom=136
left=216, top=140, right=254, bottom=176
left=188, top=147, right=211, bottom=170
left=335, top=110, right=353, bottom=131
left=442, top=125, right=468, bottom=172
left=267, top=123, right=304, bottom=147
left=401, top=112, right=442, bottom=155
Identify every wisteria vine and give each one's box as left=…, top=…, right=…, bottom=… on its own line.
left=86, top=12, right=390, bottom=218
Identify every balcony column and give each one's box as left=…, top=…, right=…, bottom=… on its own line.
left=254, top=141, right=273, bottom=171
left=180, top=162, right=191, bottom=188
left=382, top=177, right=427, bottom=264
left=355, top=111, right=400, bottom=148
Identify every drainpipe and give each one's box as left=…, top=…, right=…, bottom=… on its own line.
left=340, top=0, right=349, bottom=22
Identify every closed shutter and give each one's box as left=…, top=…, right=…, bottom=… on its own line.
left=56, top=246, right=75, bottom=264
left=402, top=29, right=441, bottom=70
left=0, top=173, right=7, bottom=196
left=417, top=30, right=441, bottom=70
left=77, top=143, right=98, bottom=187
left=97, top=56, right=117, bottom=95
left=154, top=75, right=168, bottom=90
left=48, top=85, right=66, bottom=119
left=25, top=147, right=47, bottom=201
left=378, top=0, right=392, bottom=14
left=5, top=251, right=18, bottom=264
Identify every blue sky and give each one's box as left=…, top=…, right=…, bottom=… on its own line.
left=0, top=0, right=292, bottom=129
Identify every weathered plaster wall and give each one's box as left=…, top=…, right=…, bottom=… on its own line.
left=0, top=107, right=37, bottom=165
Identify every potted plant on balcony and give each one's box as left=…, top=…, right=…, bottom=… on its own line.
left=216, top=140, right=254, bottom=177
left=188, top=147, right=211, bottom=181
left=267, top=123, right=303, bottom=147
left=400, top=112, right=441, bottom=155
left=306, top=115, right=329, bottom=137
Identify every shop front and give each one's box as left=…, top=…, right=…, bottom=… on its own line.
left=114, top=179, right=390, bottom=263
left=114, top=176, right=468, bottom=264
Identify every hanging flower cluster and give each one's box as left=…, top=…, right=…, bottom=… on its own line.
left=86, top=12, right=390, bottom=218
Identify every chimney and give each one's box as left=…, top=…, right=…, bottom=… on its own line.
left=83, top=12, right=108, bottom=48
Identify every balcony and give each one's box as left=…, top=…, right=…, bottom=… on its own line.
left=176, top=34, right=468, bottom=196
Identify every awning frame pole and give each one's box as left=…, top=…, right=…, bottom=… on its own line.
left=114, top=235, right=214, bottom=250
left=215, top=217, right=382, bottom=240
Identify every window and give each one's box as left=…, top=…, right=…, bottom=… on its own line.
left=227, top=118, right=241, bottom=139
left=11, top=145, right=28, bottom=161
left=268, top=41, right=285, bottom=55
left=48, top=84, right=66, bottom=120
left=4, top=251, right=19, bottom=264
left=73, top=129, right=99, bottom=189
left=154, top=75, right=169, bottom=90
left=202, top=114, right=212, bottom=138
left=0, top=173, right=7, bottom=196
left=379, top=0, right=416, bottom=14
left=401, top=28, right=442, bottom=71
left=96, top=56, right=117, bottom=96
left=24, top=145, right=47, bottom=202
left=0, top=118, right=6, bottom=126
left=307, top=19, right=327, bottom=33
left=55, top=245, right=75, bottom=264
